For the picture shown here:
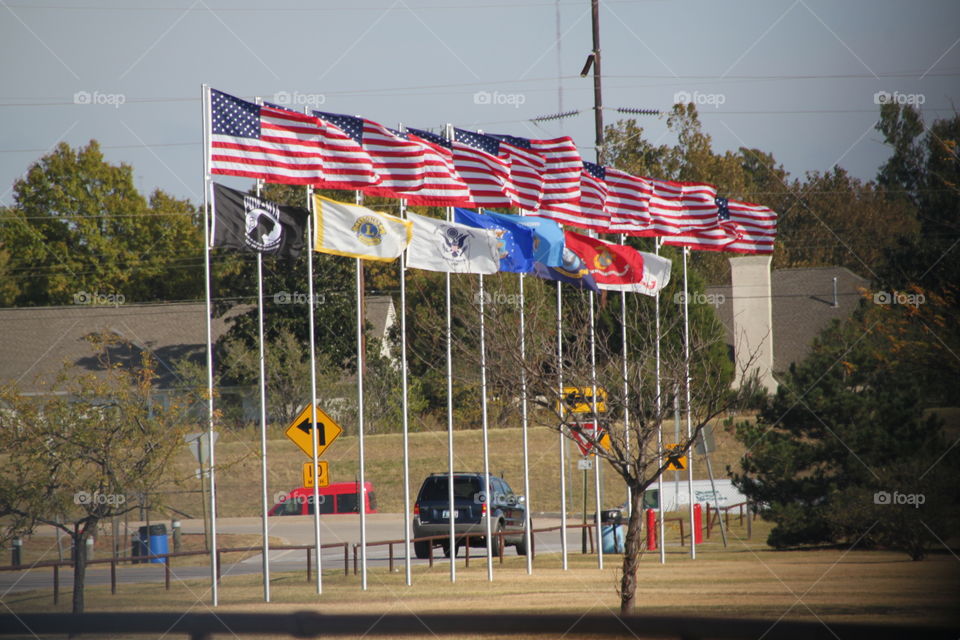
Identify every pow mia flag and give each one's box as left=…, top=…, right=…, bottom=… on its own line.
left=211, top=182, right=309, bottom=258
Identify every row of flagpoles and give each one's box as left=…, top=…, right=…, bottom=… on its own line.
left=200, top=85, right=778, bottom=604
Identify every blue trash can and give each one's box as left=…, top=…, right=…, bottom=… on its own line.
left=598, top=509, right=625, bottom=553
left=138, top=524, right=168, bottom=564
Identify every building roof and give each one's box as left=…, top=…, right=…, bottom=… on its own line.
left=707, top=266, right=869, bottom=373
left=0, top=295, right=398, bottom=394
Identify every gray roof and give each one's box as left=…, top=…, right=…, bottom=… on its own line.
left=0, top=295, right=397, bottom=394
left=0, top=302, right=234, bottom=393
left=707, top=266, right=869, bottom=373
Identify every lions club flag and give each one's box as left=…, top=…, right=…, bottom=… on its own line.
left=563, top=230, right=646, bottom=289
left=405, top=212, right=500, bottom=274
left=312, top=195, right=412, bottom=262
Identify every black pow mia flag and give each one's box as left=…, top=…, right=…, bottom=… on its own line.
left=211, top=182, right=309, bottom=259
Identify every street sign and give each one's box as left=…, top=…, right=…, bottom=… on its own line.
left=302, top=461, right=330, bottom=488
left=570, top=422, right=608, bottom=456
left=577, top=458, right=593, bottom=471
left=184, top=431, right=218, bottom=466
left=665, top=443, right=687, bottom=470
left=557, top=386, right=607, bottom=415
left=284, top=404, right=343, bottom=458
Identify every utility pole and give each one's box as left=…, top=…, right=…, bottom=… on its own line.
left=590, top=0, right=604, bottom=164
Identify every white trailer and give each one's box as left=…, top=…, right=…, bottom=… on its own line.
left=642, top=479, right=747, bottom=513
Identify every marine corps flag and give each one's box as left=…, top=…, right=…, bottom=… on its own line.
left=211, top=182, right=308, bottom=258
left=563, top=230, right=646, bottom=289
left=312, top=195, right=412, bottom=262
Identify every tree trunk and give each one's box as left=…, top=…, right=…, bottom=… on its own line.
left=619, top=486, right=645, bottom=615
left=71, top=528, right=89, bottom=614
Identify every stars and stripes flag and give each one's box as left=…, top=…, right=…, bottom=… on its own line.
left=469, top=133, right=545, bottom=210
left=662, top=197, right=777, bottom=254
left=400, top=129, right=473, bottom=206
left=604, top=167, right=653, bottom=233
left=490, top=134, right=581, bottom=207
left=539, top=161, right=610, bottom=232
left=408, top=128, right=517, bottom=208
left=209, top=89, right=329, bottom=185
left=313, top=111, right=430, bottom=198
left=610, top=177, right=720, bottom=237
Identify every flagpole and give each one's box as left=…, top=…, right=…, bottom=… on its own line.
left=519, top=270, right=533, bottom=575
left=306, top=186, right=323, bottom=594
left=557, top=281, right=568, bottom=570
left=255, top=179, right=271, bottom=602
left=354, top=193, right=369, bottom=590
left=444, top=124, right=457, bottom=583
left=478, top=273, right=494, bottom=579
left=398, top=192, right=413, bottom=587
left=683, top=246, right=695, bottom=560
left=620, top=234, right=631, bottom=518
left=589, top=289, right=603, bottom=570
left=200, top=83, right=219, bottom=607
left=655, top=239, right=665, bottom=565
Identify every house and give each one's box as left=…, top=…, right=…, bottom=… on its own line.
left=706, top=258, right=870, bottom=392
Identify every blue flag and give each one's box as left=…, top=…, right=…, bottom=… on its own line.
left=454, top=208, right=534, bottom=273
left=482, top=211, right=565, bottom=268
left=531, top=246, right=600, bottom=292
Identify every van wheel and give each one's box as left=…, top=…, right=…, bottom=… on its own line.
left=491, top=522, right=504, bottom=558
left=414, top=540, right=430, bottom=560
left=515, top=520, right=531, bottom=556
left=442, top=539, right=460, bottom=558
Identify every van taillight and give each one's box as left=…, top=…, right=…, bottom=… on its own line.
left=413, top=503, right=420, bottom=516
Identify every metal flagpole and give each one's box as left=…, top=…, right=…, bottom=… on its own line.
left=255, top=179, right=271, bottom=602
left=682, top=247, right=695, bottom=560
left=200, top=84, right=219, bottom=606
left=306, top=188, right=323, bottom=594
left=557, top=281, right=568, bottom=570
left=444, top=123, right=456, bottom=583
left=519, top=272, right=533, bottom=575
left=620, top=259, right=631, bottom=516
left=478, top=274, right=494, bottom=580
left=589, top=290, right=603, bottom=570
left=354, top=193, right=369, bottom=590
left=655, top=239, right=665, bottom=564
left=398, top=193, right=413, bottom=587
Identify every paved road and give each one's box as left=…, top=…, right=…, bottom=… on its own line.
left=0, top=514, right=594, bottom=595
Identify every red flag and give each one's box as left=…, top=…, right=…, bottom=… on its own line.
left=563, top=230, right=646, bottom=288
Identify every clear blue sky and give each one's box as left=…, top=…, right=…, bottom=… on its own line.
left=1, top=0, right=958, bottom=207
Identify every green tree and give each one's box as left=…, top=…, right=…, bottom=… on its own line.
left=1, top=141, right=204, bottom=306
left=731, top=301, right=958, bottom=554
left=0, top=336, right=194, bottom=613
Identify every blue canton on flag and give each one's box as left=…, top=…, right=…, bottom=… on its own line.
left=211, top=89, right=261, bottom=138
left=315, top=111, right=365, bottom=144
left=716, top=196, right=730, bottom=221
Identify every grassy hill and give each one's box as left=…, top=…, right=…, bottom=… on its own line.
left=157, top=418, right=749, bottom=519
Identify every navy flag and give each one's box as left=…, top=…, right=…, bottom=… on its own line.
left=211, top=182, right=309, bottom=258
left=531, top=246, right=600, bottom=292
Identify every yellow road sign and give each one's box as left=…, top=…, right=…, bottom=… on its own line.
left=285, top=404, right=343, bottom=458
left=302, top=461, right=330, bottom=488
left=557, top=386, right=607, bottom=415
left=665, top=443, right=687, bottom=470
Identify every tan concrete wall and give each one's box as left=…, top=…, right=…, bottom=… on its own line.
left=729, top=256, right=777, bottom=393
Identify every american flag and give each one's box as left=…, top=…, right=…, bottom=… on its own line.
left=538, top=161, right=610, bottom=232
left=313, top=111, right=430, bottom=198
left=663, top=197, right=776, bottom=254
left=210, top=89, right=329, bottom=185
left=479, top=132, right=546, bottom=211
left=491, top=134, right=581, bottom=206
left=401, top=129, right=472, bottom=206
left=604, top=167, right=652, bottom=234
left=609, top=177, right=720, bottom=237
left=452, top=128, right=518, bottom=208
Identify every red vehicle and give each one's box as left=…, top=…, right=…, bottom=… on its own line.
left=269, top=482, right=377, bottom=516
